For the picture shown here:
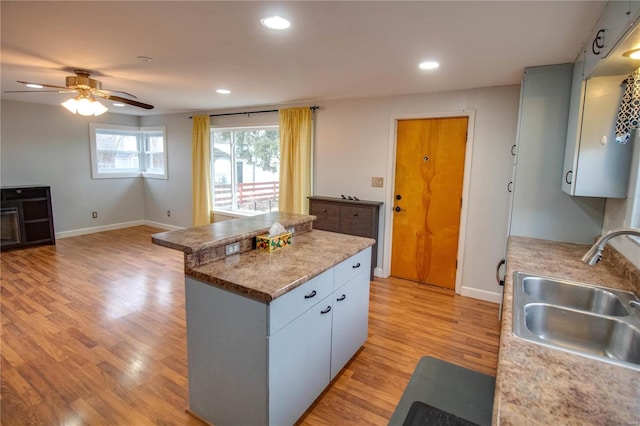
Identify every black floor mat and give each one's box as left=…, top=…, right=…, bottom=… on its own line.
left=403, top=401, right=479, bottom=426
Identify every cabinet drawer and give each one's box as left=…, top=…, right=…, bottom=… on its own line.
left=340, top=206, right=373, bottom=237
left=310, top=202, right=340, bottom=232
left=268, top=269, right=333, bottom=335
left=334, top=247, right=371, bottom=289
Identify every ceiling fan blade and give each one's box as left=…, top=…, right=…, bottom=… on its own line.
left=17, top=80, right=69, bottom=90
left=4, top=89, right=74, bottom=93
left=101, top=94, right=154, bottom=110
left=97, top=89, right=138, bottom=99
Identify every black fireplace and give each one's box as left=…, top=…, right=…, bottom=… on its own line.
left=1, top=207, right=21, bottom=247
left=0, top=186, right=55, bottom=250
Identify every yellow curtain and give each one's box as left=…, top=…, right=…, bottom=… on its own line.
left=192, top=115, right=211, bottom=226
left=279, top=107, right=312, bottom=214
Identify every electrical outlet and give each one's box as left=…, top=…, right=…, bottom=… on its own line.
left=92, top=211, right=98, bottom=219
left=371, top=177, right=384, bottom=187
left=225, top=242, right=240, bottom=256
left=167, top=210, right=171, bottom=217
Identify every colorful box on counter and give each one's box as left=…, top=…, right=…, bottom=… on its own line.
left=256, top=232, right=292, bottom=252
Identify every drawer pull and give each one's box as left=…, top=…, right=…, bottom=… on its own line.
left=322, top=209, right=327, bottom=213
left=353, top=212, right=358, bottom=216
left=352, top=262, right=361, bottom=269
left=321, top=306, right=332, bottom=314
left=336, top=294, right=346, bottom=302
left=304, top=290, right=317, bottom=299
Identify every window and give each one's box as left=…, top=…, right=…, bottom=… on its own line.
left=211, top=126, right=280, bottom=214
left=90, top=123, right=167, bottom=179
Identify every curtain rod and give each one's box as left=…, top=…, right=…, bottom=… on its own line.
left=189, top=105, right=319, bottom=119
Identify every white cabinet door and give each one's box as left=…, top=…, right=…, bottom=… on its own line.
left=330, top=270, right=370, bottom=380
left=269, top=294, right=333, bottom=426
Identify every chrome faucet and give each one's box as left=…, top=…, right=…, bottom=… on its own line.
left=582, top=227, right=640, bottom=265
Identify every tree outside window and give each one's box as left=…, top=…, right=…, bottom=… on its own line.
left=211, top=126, right=279, bottom=214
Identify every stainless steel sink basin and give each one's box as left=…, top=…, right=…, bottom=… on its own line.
left=522, top=276, right=630, bottom=316
left=513, top=272, right=640, bottom=370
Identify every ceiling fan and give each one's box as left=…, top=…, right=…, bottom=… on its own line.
left=5, top=69, right=154, bottom=115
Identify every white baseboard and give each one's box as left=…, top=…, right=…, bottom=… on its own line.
left=459, top=285, right=503, bottom=304
left=144, top=220, right=185, bottom=231
left=56, top=220, right=184, bottom=239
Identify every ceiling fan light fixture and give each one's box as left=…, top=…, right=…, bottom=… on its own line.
left=61, top=95, right=108, bottom=116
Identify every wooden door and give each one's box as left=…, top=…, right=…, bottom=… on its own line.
left=391, top=117, right=468, bottom=289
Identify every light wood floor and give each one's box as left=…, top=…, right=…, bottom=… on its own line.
left=1, top=226, right=501, bottom=425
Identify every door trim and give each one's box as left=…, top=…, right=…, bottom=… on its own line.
left=383, top=110, right=476, bottom=295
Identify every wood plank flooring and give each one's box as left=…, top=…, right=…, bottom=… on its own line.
left=1, top=226, right=500, bottom=425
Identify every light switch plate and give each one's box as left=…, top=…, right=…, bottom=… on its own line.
left=371, top=177, right=384, bottom=187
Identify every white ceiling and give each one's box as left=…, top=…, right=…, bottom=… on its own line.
left=1, top=1, right=606, bottom=116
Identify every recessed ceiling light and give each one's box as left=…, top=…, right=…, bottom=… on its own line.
left=25, top=83, right=43, bottom=89
left=216, top=89, right=231, bottom=95
left=261, top=16, right=291, bottom=30
left=419, top=61, right=440, bottom=70
left=112, top=102, right=126, bottom=107
left=137, top=56, right=153, bottom=62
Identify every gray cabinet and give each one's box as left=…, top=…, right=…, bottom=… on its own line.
left=562, top=72, right=632, bottom=198
left=510, top=64, right=604, bottom=244
left=309, top=196, right=382, bottom=278
left=185, top=247, right=371, bottom=426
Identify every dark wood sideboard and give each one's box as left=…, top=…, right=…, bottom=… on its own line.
left=1, top=186, right=55, bottom=250
left=308, top=196, right=382, bottom=279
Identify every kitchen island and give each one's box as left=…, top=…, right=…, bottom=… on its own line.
left=494, top=236, right=640, bottom=425
left=152, top=212, right=375, bottom=426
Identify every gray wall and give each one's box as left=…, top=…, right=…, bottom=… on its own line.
left=1, top=100, right=143, bottom=235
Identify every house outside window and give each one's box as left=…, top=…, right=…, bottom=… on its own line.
left=89, top=123, right=167, bottom=179
left=211, top=126, right=279, bottom=214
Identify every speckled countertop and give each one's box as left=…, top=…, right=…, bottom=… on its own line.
left=152, top=212, right=374, bottom=303
left=493, top=236, right=640, bottom=425
left=188, top=230, right=373, bottom=303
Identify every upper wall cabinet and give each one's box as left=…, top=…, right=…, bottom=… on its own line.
left=584, top=1, right=639, bottom=79
left=563, top=5, right=639, bottom=198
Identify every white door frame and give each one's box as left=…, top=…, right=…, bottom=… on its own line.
left=383, top=110, right=476, bottom=294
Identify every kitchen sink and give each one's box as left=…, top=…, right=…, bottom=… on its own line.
left=513, top=272, right=640, bottom=370
left=521, top=276, right=630, bottom=316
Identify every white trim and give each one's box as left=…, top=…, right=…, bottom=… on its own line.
left=144, top=221, right=185, bottom=231
left=459, top=286, right=502, bottom=304
left=384, top=110, right=476, bottom=295
left=56, top=220, right=184, bottom=239
left=56, top=220, right=146, bottom=239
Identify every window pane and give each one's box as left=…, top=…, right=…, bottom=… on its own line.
left=211, top=127, right=279, bottom=214
left=96, top=132, right=138, bottom=152
left=147, top=134, right=164, bottom=153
